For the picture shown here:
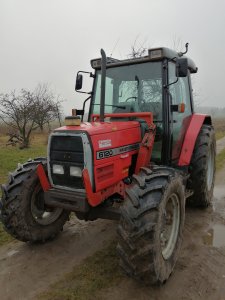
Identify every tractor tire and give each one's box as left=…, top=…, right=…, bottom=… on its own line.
left=0, top=158, right=69, bottom=242
left=187, top=124, right=216, bottom=207
left=117, top=166, right=185, bottom=285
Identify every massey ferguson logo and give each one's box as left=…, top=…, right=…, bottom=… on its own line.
left=97, top=149, right=113, bottom=159
left=96, top=143, right=139, bottom=160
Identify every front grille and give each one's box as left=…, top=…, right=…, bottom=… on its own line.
left=49, top=135, right=84, bottom=189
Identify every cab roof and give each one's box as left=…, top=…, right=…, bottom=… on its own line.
left=90, top=47, right=198, bottom=74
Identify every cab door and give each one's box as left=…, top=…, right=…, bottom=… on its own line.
left=168, top=62, right=193, bottom=162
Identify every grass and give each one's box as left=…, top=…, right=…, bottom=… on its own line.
left=0, top=133, right=47, bottom=184
left=216, top=148, right=225, bottom=170
left=38, top=241, right=123, bottom=300
left=0, top=223, right=14, bottom=246
left=216, top=131, right=225, bottom=140
left=213, top=118, right=225, bottom=140
left=213, top=118, right=225, bottom=169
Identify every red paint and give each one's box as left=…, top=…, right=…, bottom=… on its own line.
left=178, top=114, right=209, bottom=166
left=55, top=113, right=152, bottom=136
left=94, top=154, right=131, bottom=192
left=135, top=125, right=156, bottom=174
left=172, top=115, right=192, bottom=160
left=56, top=120, right=141, bottom=136
left=55, top=112, right=155, bottom=205
left=82, top=168, right=101, bottom=206
left=89, top=122, right=142, bottom=192
left=92, top=112, right=153, bottom=126
left=82, top=168, right=125, bottom=207
left=37, top=164, right=51, bottom=191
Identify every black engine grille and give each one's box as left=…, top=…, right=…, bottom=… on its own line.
left=49, top=135, right=84, bottom=189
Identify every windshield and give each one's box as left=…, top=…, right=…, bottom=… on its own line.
left=91, top=62, right=162, bottom=120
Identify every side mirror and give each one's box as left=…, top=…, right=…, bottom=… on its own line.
left=75, top=74, right=83, bottom=91
left=176, top=58, right=188, bottom=77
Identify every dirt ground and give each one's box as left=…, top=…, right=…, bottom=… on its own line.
left=1, top=155, right=225, bottom=299
left=99, top=170, right=225, bottom=300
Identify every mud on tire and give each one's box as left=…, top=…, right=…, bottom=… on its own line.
left=117, top=167, right=185, bottom=285
left=0, top=158, right=69, bottom=242
left=187, top=124, right=216, bottom=207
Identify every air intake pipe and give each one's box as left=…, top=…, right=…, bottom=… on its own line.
left=100, top=49, right=106, bottom=122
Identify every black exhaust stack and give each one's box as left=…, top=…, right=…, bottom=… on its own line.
left=100, top=49, right=106, bottom=122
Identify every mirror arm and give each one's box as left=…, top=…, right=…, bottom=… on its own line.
left=78, top=70, right=95, bottom=77
left=81, top=95, right=92, bottom=121
left=163, top=77, right=178, bottom=89
left=76, top=90, right=92, bottom=94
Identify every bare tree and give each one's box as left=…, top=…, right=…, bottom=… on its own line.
left=0, top=90, right=39, bottom=148
left=0, top=84, right=63, bottom=148
left=126, top=39, right=162, bottom=116
left=128, top=36, right=148, bottom=58
left=33, top=83, right=63, bottom=132
left=171, top=35, right=184, bottom=52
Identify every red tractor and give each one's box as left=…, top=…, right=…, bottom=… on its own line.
left=0, top=44, right=215, bottom=284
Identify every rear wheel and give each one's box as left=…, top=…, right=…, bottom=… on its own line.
left=0, top=158, right=69, bottom=242
left=188, top=124, right=216, bottom=207
left=117, top=167, right=185, bottom=285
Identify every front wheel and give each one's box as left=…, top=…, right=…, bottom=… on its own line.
left=117, top=167, right=185, bottom=285
left=0, top=158, right=69, bottom=242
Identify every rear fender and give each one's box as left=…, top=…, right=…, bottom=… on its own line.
left=178, top=114, right=212, bottom=166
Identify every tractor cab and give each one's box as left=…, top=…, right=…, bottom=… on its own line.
left=75, top=45, right=198, bottom=164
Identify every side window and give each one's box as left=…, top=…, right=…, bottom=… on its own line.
left=169, top=64, right=192, bottom=116
left=169, top=62, right=192, bottom=161
left=141, top=79, right=162, bottom=119
left=92, top=74, right=114, bottom=114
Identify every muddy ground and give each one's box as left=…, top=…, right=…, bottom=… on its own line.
left=99, top=171, right=225, bottom=300
left=1, top=165, right=225, bottom=299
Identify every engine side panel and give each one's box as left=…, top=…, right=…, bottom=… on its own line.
left=90, top=126, right=141, bottom=192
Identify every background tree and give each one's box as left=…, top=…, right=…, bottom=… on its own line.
left=0, top=89, right=38, bottom=148
left=0, top=84, right=63, bottom=148
left=126, top=38, right=161, bottom=116
left=34, top=83, right=63, bottom=132
left=128, top=36, right=147, bottom=58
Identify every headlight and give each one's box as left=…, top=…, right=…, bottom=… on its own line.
left=52, top=164, right=64, bottom=175
left=70, top=166, right=82, bottom=177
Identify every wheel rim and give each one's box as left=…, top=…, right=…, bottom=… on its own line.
left=161, top=193, right=180, bottom=260
left=207, top=143, right=214, bottom=191
left=31, top=185, right=63, bottom=225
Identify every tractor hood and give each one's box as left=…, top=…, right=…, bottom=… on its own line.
left=54, top=121, right=141, bottom=136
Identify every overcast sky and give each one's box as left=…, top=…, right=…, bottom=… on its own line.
left=0, top=0, right=224, bottom=114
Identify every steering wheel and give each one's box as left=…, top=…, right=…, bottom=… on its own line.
left=125, top=96, right=137, bottom=102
